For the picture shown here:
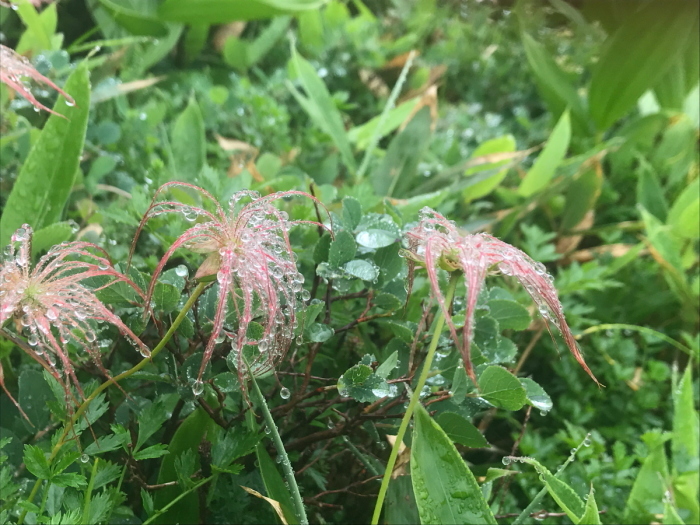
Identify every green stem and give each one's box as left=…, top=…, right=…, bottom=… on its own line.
left=371, top=273, right=460, bottom=525
left=577, top=323, right=693, bottom=356
left=37, top=480, right=51, bottom=517
left=82, top=458, right=99, bottom=523
left=248, top=366, right=308, bottom=525
left=142, top=476, right=214, bottom=525
left=18, top=282, right=208, bottom=525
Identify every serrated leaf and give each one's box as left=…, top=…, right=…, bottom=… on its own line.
left=411, top=404, right=497, bottom=524
left=51, top=472, right=87, bottom=488
left=436, top=412, right=489, bottom=448
left=478, top=366, right=527, bottom=411
left=23, top=445, right=51, bottom=479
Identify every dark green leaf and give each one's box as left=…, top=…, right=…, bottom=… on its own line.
left=133, top=444, right=170, bottom=461
left=436, top=412, right=489, bottom=448
left=561, top=167, right=603, bottom=231
left=329, top=230, right=356, bottom=268
left=342, top=196, right=362, bottom=230
left=488, top=300, right=531, bottom=331
left=23, top=445, right=51, bottom=479
left=255, top=443, right=299, bottom=525
left=51, top=472, right=87, bottom=488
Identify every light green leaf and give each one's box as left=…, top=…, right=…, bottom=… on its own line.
left=347, top=98, right=421, bottom=150
left=171, top=95, right=205, bottom=181
left=96, top=0, right=168, bottom=36
left=287, top=47, right=356, bottom=173
left=478, top=366, right=527, bottom=411
left=375, top=351, right=399, bottom=379
left=519, top=378, right=553, bottom=414
left=517, top=456, right=585, bottom=523
left=0, top=62, right=90, bottom=246
left=344, top=259, right=378, bottom=282
left=518, top=111, right=571, bottom=197
left=623, top=431, right=671, bottom=524
left=436, top=412, right=489, bottom=448
left=158, top=0, right=324, bottom=23
left=411, top=403, right=497, bottom=524
left=672, top=366, right=699, bottom=524
left=637, top=164, right=668, bottom=222
left=668, top=179, right=700, bottom=240
left=589, top=0, right=699, bottom=129
left=578, top=486, right=602, bottom=525
left=463, top=135, right=517, bottom=201
left=561, top=167, right=602, bottom=231
left=31, top=222, right=74, bottom=255
left=663, top=498, right=685, bottom=525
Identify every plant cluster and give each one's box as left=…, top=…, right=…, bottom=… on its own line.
left=0, top=1, right=697, bottom=525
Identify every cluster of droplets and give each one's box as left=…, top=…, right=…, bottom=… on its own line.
left=1, top=225, right=150, bottom=414
left=404, top=207, right=600, bottom=387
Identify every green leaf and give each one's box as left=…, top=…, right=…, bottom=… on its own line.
left=30, top=222, right=74, bottom=255
left=23, top=445, right=51, bottom=479
left=342, top=196, right=362, bottom=230
left=344, top=259, right=378, bottom=282
left=337, top=359, right=393, bottom=403
left=329, top=230, right=356, bottom=268
left=561, top=167, right=602, bottom=231
left=451, top=366, right=469, bottom=402
left=462, top=135, right=517, bottom=201
left=520, top=32, right=589, bottom=134
left=255, top=443, right=299, bottom=524
left=247, top=16, right=290, bottom=65
left=519, top=378, right=553, bottom=414
left=307, top=323, right=334, bottom=343
left=0, top=62, right=90, bottom=246
left=158, top=0, right=324, bottom=23
left=347, top=98, right=421, bottom=150
left=133, top=444, right=170, bottom=461
left=171, top=95, right=205, bottom=182
left=96, top=0, right=168, bottom=37
left=517, top=456, right=585, bottom=523
left=483, top=468, right=517, bottom=484
left=385, top=475, right=420, bottom=525
left=488, top=300, right=531, bottom=331
left=287, top=47, right=356, bottom=173
left=637, top=164, right=668, bottom=222
left=84, top=432, right=130, bottom=455
left=411, top=404, right=497, bottom=524
left=672, top=366, right=699, bottom=524
left=478, top=366, right=527, bottom=411
left=375, top=351, right=399, bottom=379
left=519, top=110, right=571, bottom=197
left=588, top=0, right=699, bottom=129
left=136, top=397, right=175, bottom=450
left=623, top=431, right=671, bottom=524
left=436, top=412, right=489, bottom=448
left=370, top=107, right=432, bottom=198
left=19, top=370, right=53, bottom=430
left=662, top=498, right=685, bottom=525
left=51, top=473, right=87, bottom=488
left=578, top=486, right=602, bottom=525
left=355, top=213, right=401, bottom=249
left=668, top=179, right=700, bottom=240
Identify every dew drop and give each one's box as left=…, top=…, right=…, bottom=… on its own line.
left=583, top=437, right=591, bottom=447
left=280, top=387, right=290, bottom=400
left=192, top=380, right=204, bottom=397
left=502, top=457, right=512, bottom=466
left=80, top=454, right=89, bottom=463
left=175, top=265, right=188, bottom=278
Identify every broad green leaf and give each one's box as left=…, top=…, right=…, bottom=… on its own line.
left=355, top=213, right=401, bottom=249
left=0, top=62, right=90, bottom=246
left=337, top=361, right=392, bottom=403
left=255, top=443, right=299, bottom=524
left=623, top=432, right=671, bottom=525
left=171, top=95, right=205, bottom=182
left=183, top=23, right=209, bottom=63
left=488, top=300, right=531, bottom=331
left=375, top=351, right=399, bottom=379
left=462, top=135, right=516, bottom=201
left=519, top=378, right=553, bottom=414
left=347, top=98, right=421, bottom=150
left=14, top=1, right=54, bottom=54
left=158, top=0, right=324, bottom=23
left=19, top=370, right=53, bottom=430
left=451, top=366, right=469, bottom=402
left=370, top=107, right=432, bottom=198
left=385, top=475, right=420, bottom=525
left=589, top=0, right=699, bottom=129
left=668, top=179, right=700, bottom=240
left=478, top=366, right=527, bottom=411
left=297, top=10, right=324, bottom=51
left=222, top=37, right=249, bottom=72
left=517, top=456, right=585, bottom=523
left=31, top=222, right=74, bottom=255
left=520, top=32, right=589, bottom=134
left=518, top=111, right=571, bottom=197
left=96, top=0, right=168, bottom=36
left=329, top=230, right=356, bottom=268
left=561, top=167, right=602, bottom=231
left=287, top=47, right=356, bottom=173
left=411, top=403, right=497, bottom=524
left=578, top=486, right=602, bottom=525
left=436, top=412, right=488, bottom=448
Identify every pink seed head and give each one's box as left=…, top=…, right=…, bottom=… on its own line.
left=405, top=207, right=600, bottom=387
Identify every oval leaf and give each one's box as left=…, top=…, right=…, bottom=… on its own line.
left=478, top=366, right=527, bottom=411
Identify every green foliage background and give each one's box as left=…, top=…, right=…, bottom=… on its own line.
left=0, top=1, right=698, bottom=524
